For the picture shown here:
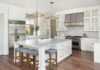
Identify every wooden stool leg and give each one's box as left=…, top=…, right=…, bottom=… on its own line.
left=49, top=54, right=52, bottom=68
left=15, top=51, right=17, bottom=63
left=26, top=54, right=30, bottom=68
left=19, top=52, right=23, bottom=65
left=55, top=52, right=58, bottom=67
left=33, top=56, right=37, bottom=70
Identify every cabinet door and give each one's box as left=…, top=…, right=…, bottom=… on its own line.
left=77, top=12, right=84, bottom=22
left=84, top=11, right=91, bottom=17
left=65, top=14, right=71, bottom=23
left=92, top=9, right=98, bottom=16
left=89, top=40, right=95, bottom=51
left=81, top=38, right=96, bottom=52
left=84, top=8, right=99, bottom=31
left=16, top=23, right=25, bottom=33
left=57, top=42, right=66, bottom=59
left=9, top=6, right=25, bottom=20
left=91, top=17, right=98, bottom=31
left=70, top=14, right=77, bottom=23
left=84, top=18, right=91, bottom=31
left=81, top=39, right=87, bottom=50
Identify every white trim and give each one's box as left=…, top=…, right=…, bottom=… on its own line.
left=0, top=10, right=9, bottom=55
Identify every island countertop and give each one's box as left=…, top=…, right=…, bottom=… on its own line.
left=16, top=38, right=71, bottom=49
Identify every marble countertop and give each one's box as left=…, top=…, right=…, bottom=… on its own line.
left=16, top=39, right=71, bottom=49
left=95, top=40, right=100, bottom=43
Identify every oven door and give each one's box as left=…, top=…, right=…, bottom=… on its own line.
left=72, top=40, right=80, bottom=50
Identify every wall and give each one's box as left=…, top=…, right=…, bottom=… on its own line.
left=66, top=26, right=98, bottom=38
left=67, top=26, right=84, bottom=36
left=0, top=14, right=4, bottom=55
left=0, top=3, right=9, bottom=55
left=0, top=10, right=8, bottom=55
left=0, top=2, right=34, bottom=20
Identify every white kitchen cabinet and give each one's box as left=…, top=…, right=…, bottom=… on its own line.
left=56, top=14, right=67, bottom=31
left=56, top=40, right=72, bottom=62
left=49, top=40, right=72, bottom=62
left=81, top=38, right=97, bottom=52
left=56, top=13, right=67, bottom=37
left=9, top=6, right=26, bottom=20
left=94, top=41, right=100, bottom=63
left=84, top=8, right=99, bottom=31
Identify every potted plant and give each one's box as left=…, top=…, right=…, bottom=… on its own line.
left=35, top=25, right=39, bottom=36
left=30, top=26, right=34, bottom=35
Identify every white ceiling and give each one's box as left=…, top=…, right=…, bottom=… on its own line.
left=0, top=0, right=100, bottom=13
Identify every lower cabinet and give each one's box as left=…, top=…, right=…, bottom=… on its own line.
left=94, top=42, right=100, bottom=63
left=81, top=38, right=97, bottom=52
left=45, top=40, right=72, bottom=63
left=57, top=40, right=72, bottom=62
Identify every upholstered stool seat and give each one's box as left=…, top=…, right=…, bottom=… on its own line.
left=45, top=49, right=57, bottom=54
left=15, top=48, right=22, bottom=52
left=27, top=49, right=38, bottom=56
left=15, top=47, right=28, bottom=52
left=20, top=48, right=29, bottom=53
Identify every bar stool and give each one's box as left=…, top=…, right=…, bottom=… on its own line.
left=15, top=47, right=29, bottom=65
left=15, top=47, right=24, bottom=65
left=26, top=49, right=38, bottom=70
left=45, top=49, right=57, bottom=68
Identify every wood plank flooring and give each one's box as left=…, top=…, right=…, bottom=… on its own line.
left=0, top=50, right=100, bottom=70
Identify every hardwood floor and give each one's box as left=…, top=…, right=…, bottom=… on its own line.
left=0, top=49, right=100, bottom=70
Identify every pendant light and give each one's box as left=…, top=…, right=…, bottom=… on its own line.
left=26, top=0, right=45, bottom=36
left=46, top=1, right=58, bottom=20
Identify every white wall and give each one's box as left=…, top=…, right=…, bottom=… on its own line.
left=0, top=3, right=9, bottom=55
left=67, top=27, right=84, bottom=36
left=66, top=26, right=98, bottom=38
left=85, top=31, right=98, bottom=39
left=0, top=14, right=4, bottom=55
left=0, top=11, right=8, bottom=55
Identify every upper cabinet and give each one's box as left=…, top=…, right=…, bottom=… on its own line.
left=56, top=13, right=67, bottom=31
left=8, top=6, right=26, bottom=20
left=77, top=13, right=84, bottom=22
left=84, top=7, right=99, bottom=31
left=70, top=13, right=77, bottom=23
left=65, top=12, right=84, bottom=26
left=65, top=14, right=71, bottom=23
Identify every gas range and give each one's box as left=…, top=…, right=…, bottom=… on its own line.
left=66, top=36, right=82, bottom=50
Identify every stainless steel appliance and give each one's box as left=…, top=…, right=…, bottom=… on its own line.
left=66, top=36, right=82, bottom=50
left=8, top=20, right=25, bottom=48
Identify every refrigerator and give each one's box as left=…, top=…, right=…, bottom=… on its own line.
left=8, top=20, right=25, bottom=48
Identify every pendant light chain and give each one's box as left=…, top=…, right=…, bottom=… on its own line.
left=46, top=0, right=57, bottom=20
left=36, top=0, right=38, bottom=12
left=50, top=1, right=54, bottom=14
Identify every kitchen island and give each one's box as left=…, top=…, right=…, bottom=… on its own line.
left=94, top=41, right=100, bottom=63
left=14, top=39, right=72, bottom=70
